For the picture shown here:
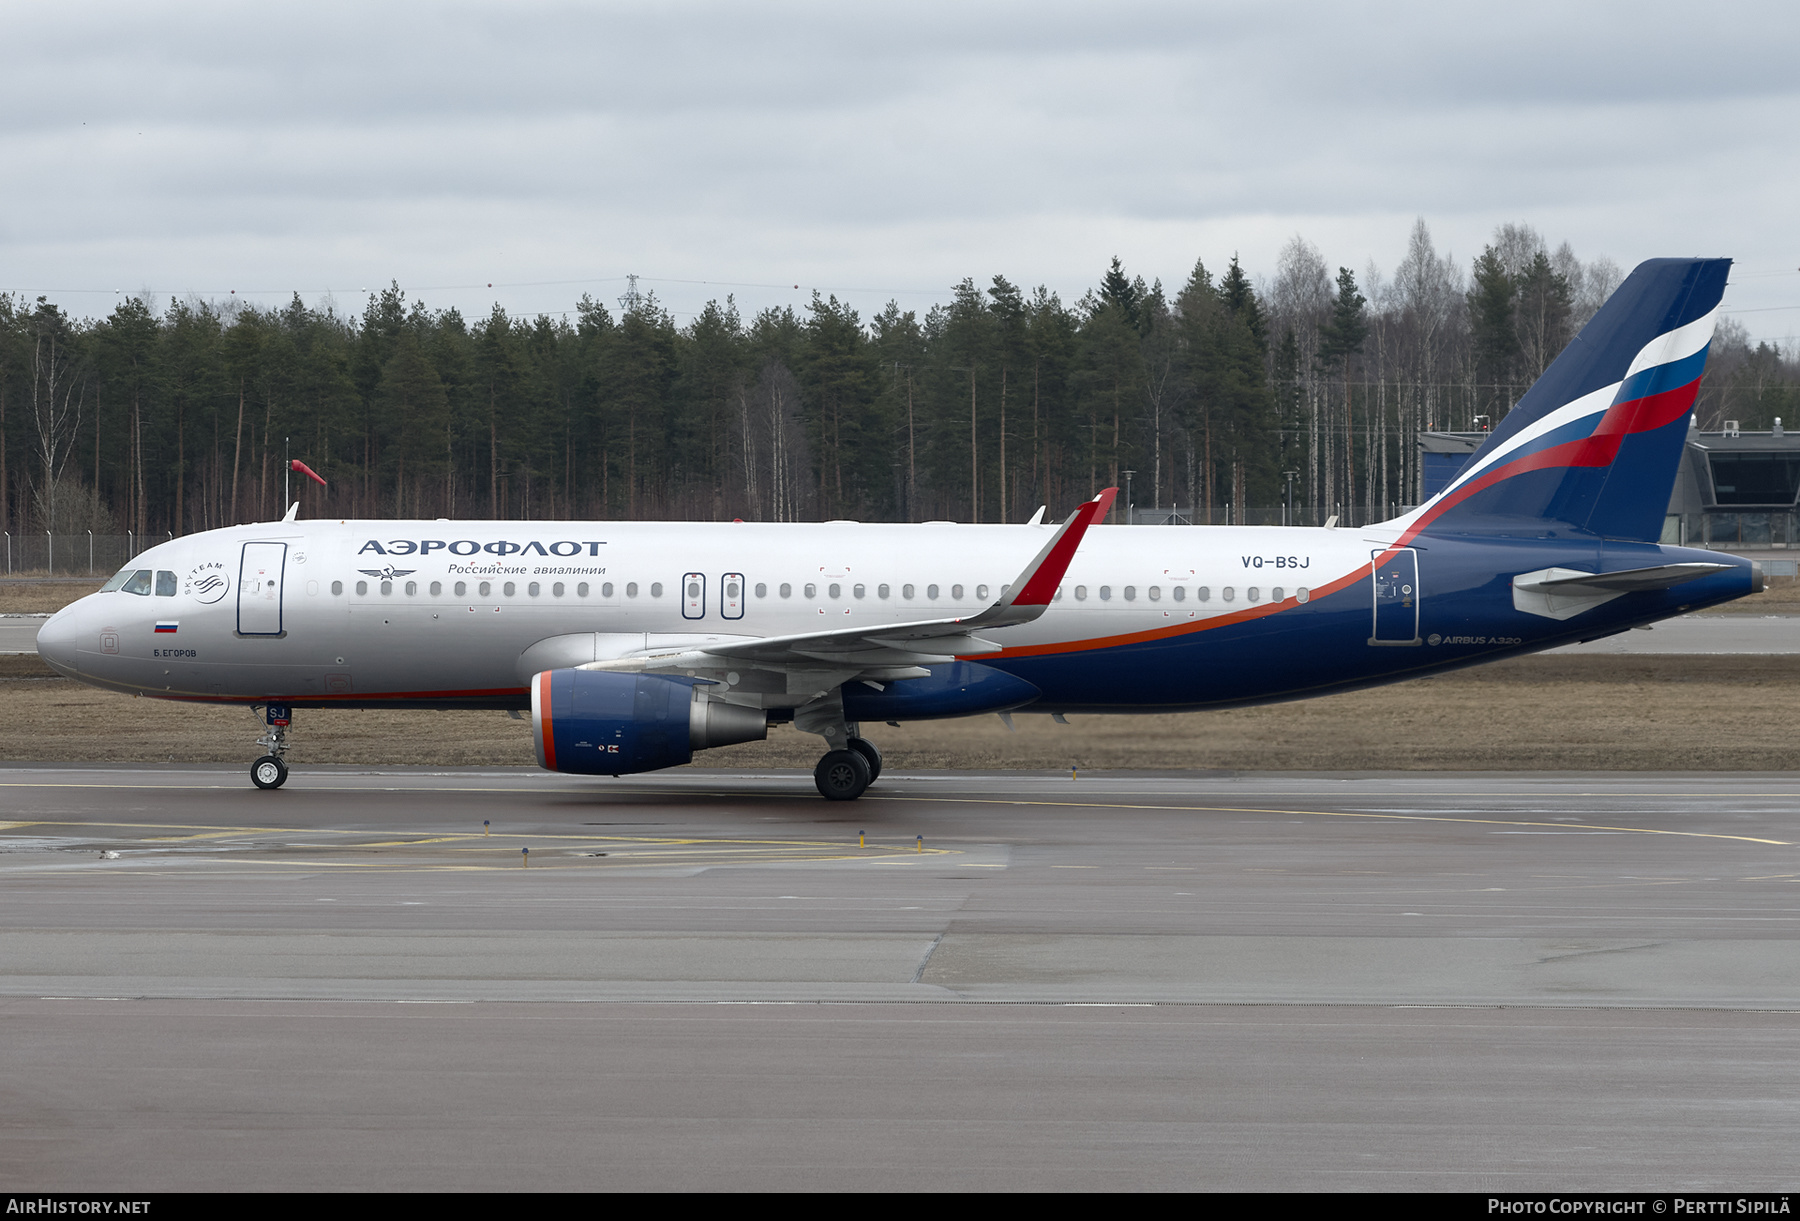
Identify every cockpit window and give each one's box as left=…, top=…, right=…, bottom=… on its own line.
left=156, top=570, right=177, bottom=597
left=121, top=570, right=153, bottom=596
left=100, top=567, right=136, bottom=593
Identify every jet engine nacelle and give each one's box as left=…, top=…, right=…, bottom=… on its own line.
left=530, top=668, right=767, bottom=776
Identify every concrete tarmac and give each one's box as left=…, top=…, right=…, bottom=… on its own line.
left=2, top=765, right=1797, bottom=1190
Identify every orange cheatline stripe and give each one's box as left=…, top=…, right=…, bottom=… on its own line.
left=979, top=557, right=1372, bottom=660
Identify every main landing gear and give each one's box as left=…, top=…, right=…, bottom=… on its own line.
left=797, top=696, right=882, bottom=801
left=814, top=736, right=883, bottom=801
left=251, top=704, right=293, bottom=790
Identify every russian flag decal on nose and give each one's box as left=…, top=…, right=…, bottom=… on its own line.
left=154, top=621, right=178, bottom=634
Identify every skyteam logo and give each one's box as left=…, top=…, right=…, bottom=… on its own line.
left=183, top=561, right=230, bottom=604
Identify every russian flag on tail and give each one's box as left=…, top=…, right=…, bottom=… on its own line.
left=1400, top=257, right=1730, bottom=544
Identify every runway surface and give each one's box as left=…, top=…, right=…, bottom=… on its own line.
left=10, top=610, right=1800, bottom=655
left=3, top=765, right=1797, bottom=1190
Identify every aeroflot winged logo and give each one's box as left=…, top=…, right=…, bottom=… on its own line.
left=359, top=538, right=608, bottom=557
left=359, top=565, right=417, bottom=580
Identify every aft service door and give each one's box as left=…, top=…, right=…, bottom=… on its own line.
left=1369, top=547, right=1420, bottom=646
left=238, top=542, right=287, bottom=636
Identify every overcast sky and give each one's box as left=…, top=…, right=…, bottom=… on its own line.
left=4, top=0, right=1796, bottom=342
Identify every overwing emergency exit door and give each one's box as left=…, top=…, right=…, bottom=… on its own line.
left=1369, top=547, right=1420, bottom=646
left=238, top=542, right=287, bottom=636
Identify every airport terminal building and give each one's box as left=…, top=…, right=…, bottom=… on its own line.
left=1420, top=421, right=1800, bottom=557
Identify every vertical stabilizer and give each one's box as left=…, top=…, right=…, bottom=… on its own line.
left=1401, top=257, right=1729, bottom=542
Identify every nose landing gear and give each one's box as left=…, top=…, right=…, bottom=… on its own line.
left=251, top=704, right=293, bottom=790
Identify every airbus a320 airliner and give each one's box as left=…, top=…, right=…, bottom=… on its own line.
left=37, top=257, right=1755, bottom=799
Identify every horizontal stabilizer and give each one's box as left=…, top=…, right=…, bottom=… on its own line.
left=1521, top=562, right=1735, bottom=595
left=1512, top=562, right=1736, bottom=621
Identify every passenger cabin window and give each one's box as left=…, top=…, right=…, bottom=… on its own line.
left=650, top=582, right=663, bottom=598
left=528, top=582, right=540, bottom=597
left=927, top=584, right=939, bottom=600
left=1123, top=586, right=1136, bottom=602
left=356, top=580, right=369, bottom=596
left=552, top=582, right=563, bottom=597
left=430, top=581, right=442, bottom=596
left=1197, top=587, right=1210, bottom=602
left=805, top=583, right=817, bottom=599
left=1172, top=587, right=1185, bottom=602
left=1099, top=586, right=1112, bottom=601
left=405, top=581, right=417, bottom=596
left=951, top=584, right=964, bottom=600
left=779, top=583, right=792, bottom=598
left=156, top=571, right=176, bottom=596
left=503, top=582, right=516, bottom=597
left=1074, top=586, right=1087, bottom=600
left=877, top=584, right=888, bottom=599
left=975, top=585, right=988, bottom=601
left=755, top=583, right=768, bottom=598
left=479, top=581, right=492, bottom=597
left=1222, top=587, right=1235, bottom=602
left=331, top=580, right=344, bottom=595
left=578, top=583, right=590, bottom=597
left=902, top=584, right=915, bottom=599
left=454, top=581, right=467, bottom=597
left=626, top=582, right=638, bottom=597
left=1148, top=586, right=1160, bottom=601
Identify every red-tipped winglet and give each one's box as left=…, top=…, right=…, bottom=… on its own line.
left=960, top=487, right=1117, bottom=629
left=290, top=459, right=327, bottom=488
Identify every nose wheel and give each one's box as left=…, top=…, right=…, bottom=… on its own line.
left=251, top=704, right=294, bottom=790
left=252, top=755, right=288, bottom=789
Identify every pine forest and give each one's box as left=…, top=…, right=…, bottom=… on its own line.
left=5, top=220, right=1795, bottom=552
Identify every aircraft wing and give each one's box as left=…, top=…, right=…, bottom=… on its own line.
left=584, top=488, right=1115, bottom=674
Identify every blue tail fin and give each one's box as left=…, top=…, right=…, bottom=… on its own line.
left=1402, top=257, right=1729, bottom=542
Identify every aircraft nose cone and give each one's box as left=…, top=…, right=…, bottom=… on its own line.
left=35, top=605, right=82, bottom=676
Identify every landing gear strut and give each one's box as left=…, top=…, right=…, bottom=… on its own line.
left=251, top=704, right=292, bottom=790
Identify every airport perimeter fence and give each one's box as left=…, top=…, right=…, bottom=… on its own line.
left=2, top=533, right=164, bottom=578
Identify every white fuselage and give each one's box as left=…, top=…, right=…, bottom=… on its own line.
left=40, top=517, right=1380, bottom=707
